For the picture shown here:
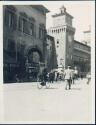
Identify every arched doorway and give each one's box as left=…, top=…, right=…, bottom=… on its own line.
left=25, top=47, right=43, bottom=82
left=28, top=50, right=41, bottom=63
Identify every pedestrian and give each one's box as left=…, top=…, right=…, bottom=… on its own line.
left=49, top=71, right=54, bottom=83
left=63, top=71, right=66, bottom=81
left=56, top=72, right=59, bottom=81
left=42, top=68, right=48, bottom=85
left=71, top=69, right=75, bottom=84
left=15, top=74, right=20, bottom=82
left=65, top=66, right=72, bottom=90
left=86, top=72, right=91, bottom=84
left=74, top=67, right=78, bottom=80
left=54, top=72, right=57, bottom=81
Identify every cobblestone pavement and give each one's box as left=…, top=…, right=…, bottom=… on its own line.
left=0, top=78, right=94, bottom=124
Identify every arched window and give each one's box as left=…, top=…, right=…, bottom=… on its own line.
left=57, top=39, right=59, bottom=44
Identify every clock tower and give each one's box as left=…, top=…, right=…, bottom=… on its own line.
left=48, top=5, right=75, bottom=69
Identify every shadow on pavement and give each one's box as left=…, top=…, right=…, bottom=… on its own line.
left=71, top=88, right=81, bottom=90
left=45, top=87, right=58, bottom=89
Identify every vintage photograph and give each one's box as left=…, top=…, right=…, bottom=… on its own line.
left=0, top=1, right=95, bottom=124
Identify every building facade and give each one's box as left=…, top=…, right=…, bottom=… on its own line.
left=3, top=5, right=49, bottom=83
left=47, top=5, right=91, bottom=73
left=73, top=40, right=91, bottom=73
left=46, top=35, right=57, bottom=72
left=82, top=26, right=91, bottom=46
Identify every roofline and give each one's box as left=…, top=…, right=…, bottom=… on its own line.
left=52, top=12, right=73, bottom=18
left=46, top=34, right=54, bottom=40
left=74, top=40, right=91, bottom=48
left=31, top=5, right=50, bottom=13
left=83, top=30, right=91, bottom=33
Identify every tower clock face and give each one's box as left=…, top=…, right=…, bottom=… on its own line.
left=68, top=35, right=72, bottom=42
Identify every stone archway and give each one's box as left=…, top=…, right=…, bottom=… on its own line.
left=24, top=46, right=44, bottom=82
left=28, top=49, right=42, bottom=63
left=24, top=46, right=43, bottom=63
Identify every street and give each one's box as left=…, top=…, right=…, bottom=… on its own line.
left=0, top=79, right=93, bottom=123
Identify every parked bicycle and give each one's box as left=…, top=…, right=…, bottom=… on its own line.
left=37, top=80, right=50, bottom=89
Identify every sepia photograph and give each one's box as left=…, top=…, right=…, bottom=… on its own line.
left=0, top=0, right=95, bottom=124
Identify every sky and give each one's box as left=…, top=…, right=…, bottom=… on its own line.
left=42, top=1, right=94, bottom=42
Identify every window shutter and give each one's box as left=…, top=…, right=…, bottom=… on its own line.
left=23, top=20, right=27, bottom=34
left=34, top=25, right=36, bottom=38
left=13, top=14, right=17, bottom=30
left=26, top=21, right=30, bottom=35
left=18, top=17, right=22, bottom=31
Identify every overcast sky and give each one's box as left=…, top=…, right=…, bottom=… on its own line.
left=42, top=1, right=94, bottom=42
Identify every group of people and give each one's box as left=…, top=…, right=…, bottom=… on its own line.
left=37, top=68, right=55, bottom=85
left=15, top=65, right=90, bottom=89
left=37, top=66, right=79, bottom=89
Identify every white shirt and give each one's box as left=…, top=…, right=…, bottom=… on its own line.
left=74, top=69, right=78, bottom=75
left=65, top=69, right=72, bottom=80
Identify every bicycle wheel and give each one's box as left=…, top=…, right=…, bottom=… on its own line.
left=46, top=82, right=50, bottom=89
left=37, top=82, right=43, bottom=89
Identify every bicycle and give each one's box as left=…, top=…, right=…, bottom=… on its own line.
left=37, top=78, right=50, bottom=89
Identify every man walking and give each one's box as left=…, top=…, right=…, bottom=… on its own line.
left=65, top=66, right=72, bottom=90
left=74, top=67, right=78, bottom=80
left=71, top=69, right=75, bottom=84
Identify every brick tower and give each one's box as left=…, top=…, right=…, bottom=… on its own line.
left=48, top=5, right=75, bottom=70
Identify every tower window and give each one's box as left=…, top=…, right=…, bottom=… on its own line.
left=57, top=40, right=59, bottom=44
